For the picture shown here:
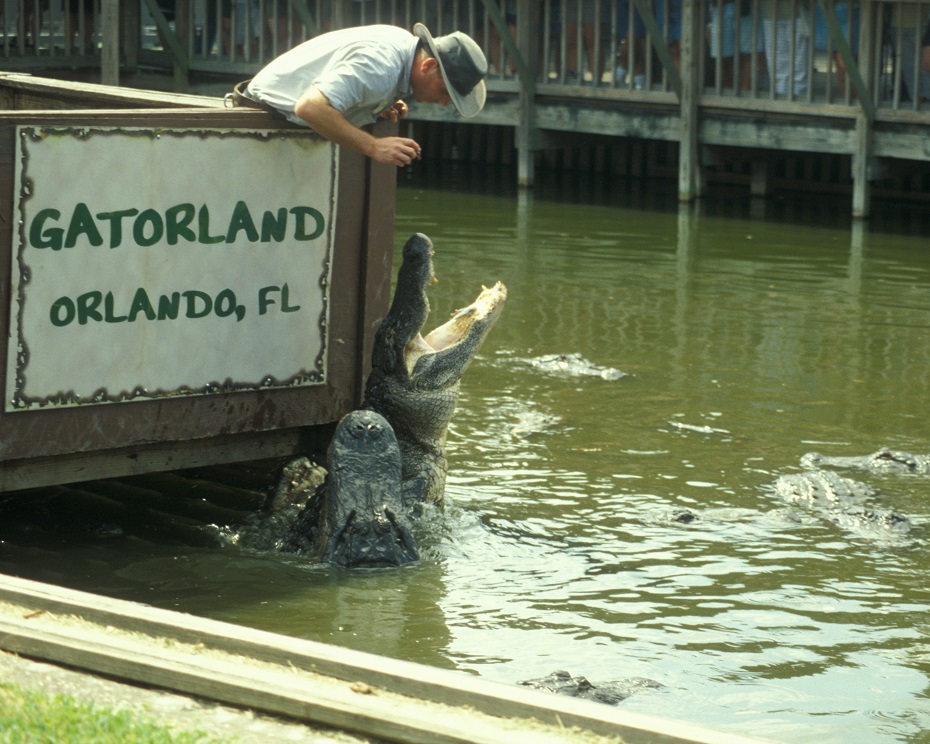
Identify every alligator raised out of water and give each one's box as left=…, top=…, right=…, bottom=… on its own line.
left=277, top=233, right=506, bottom=566
left=361, top=232, right=506, bottom=509
left=800, top=449, right=930, bottom=475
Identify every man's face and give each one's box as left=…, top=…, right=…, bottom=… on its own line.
left=412, top=57, right=452, bottom=107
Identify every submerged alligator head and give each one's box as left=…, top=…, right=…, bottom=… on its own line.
left=363, top=232, right=507, bottom=508
left=281, top=409, right=418, bottom=567
left=801, top=449, right=930, bottom=475
left=518, top=670, right=664, bottom=706
left=773, top=469, right=913, bottom=543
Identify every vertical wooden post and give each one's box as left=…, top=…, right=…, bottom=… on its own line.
left=332, top=0, right=348, bottom=29
left=357, top=120, right=397, bottom=407
left=122, top=0, right=140, bottom=73
left=852, top=116, right=871, bottom=220
left=514, top=0, right=539, bottom=187
left=100, top=0, right=119, bottom=86
left=678, top=0, right=700, bottom=201
left=851, top=0, right=874, bottom=219
left=174, top=0, right=191, bottom=93
left=750, top=158, right=770, bottom=196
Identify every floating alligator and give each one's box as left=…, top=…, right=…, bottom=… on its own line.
left=800, top=448, right=930, bottom=475
left=277, top=233, right=506, bottom=566
left=525, top=352, right=626, bottom=381
left=518, top=670, right=663, bottom=706
left=772, top=469, right=913, bottom=540
left=668, top=464, right=915, bottom=544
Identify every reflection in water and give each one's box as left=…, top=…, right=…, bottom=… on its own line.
left=0, top=497, right=454, bottom=667
left=2, top=172, right=930, bottom=743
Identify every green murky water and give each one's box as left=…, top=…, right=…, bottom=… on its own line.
left=3, top=171, right=930, bottom=742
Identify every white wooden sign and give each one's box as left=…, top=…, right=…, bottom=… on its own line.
left=7, top=127, right=338, bottom=410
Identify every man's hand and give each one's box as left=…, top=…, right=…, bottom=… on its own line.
left=378, top=101, right=408, bottom=122
left=295, top=87, right=422, bottom=167
left=369, top=136, right=421, bottom=166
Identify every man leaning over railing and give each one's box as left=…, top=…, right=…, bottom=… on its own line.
left=230, top=22, right=488, bottom=167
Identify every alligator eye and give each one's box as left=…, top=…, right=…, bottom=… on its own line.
left=362, top=422, right=384, bottom=442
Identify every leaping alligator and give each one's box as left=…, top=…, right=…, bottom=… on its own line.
left=277, top=233, right=506, bottom=566
left=362, top=233, right=506, bottom=509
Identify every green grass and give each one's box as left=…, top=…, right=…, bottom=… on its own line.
left=0, top=683, right=220, bottom=744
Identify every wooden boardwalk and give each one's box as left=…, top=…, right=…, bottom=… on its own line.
left=4, top=1, right=930, bottom=217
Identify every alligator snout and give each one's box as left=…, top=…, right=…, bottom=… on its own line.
left=281, top=410, right=419, bottom=567
left=348, top=417, right=388, bottom=443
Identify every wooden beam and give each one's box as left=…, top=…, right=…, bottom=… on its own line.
left=121, top=0, right=140, bottom=72
left=288, top=0, right=320, bottom=37
left=750, top=158, right=771, bottom=197
left=850, top=0, right=875, bottom=218
left=0, top=574, right=767, bottom=744
left=100, top=0, right=119, bottom=86
left=678, top=1, right=701, bottom=201
left=0, top=427, right=312, bottom=492
left=0, top=73, right=222, bottom=109
left=816, top=0, right=874, bottom=122
left=355, top=120, right=396, bottom=407
left=513, top=0, right=539, bottom=186
left=140, top=0, right=190, bottom=74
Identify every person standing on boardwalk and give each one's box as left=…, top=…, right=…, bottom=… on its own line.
left=241, top=23, right=488, bottom=167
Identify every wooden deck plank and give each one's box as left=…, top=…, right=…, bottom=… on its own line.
left=0, top=604, right=578, bottom=744
left=0, top=428, right=306, bottom=492
left=0, top=72, right=222, bottom=109
left=0, top=574, right=769, bottom=744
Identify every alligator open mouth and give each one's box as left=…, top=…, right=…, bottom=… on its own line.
left=404, top=281, right=507, bottom=375
left=362, top=232, right=508, bottom=508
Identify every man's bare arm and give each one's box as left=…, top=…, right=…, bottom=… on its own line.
left=294, top=87, right=421, bottom=166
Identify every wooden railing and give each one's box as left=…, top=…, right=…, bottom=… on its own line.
left=3, top=1, right=929, bottom=215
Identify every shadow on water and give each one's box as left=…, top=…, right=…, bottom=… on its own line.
left=0, top=482, right=457, bottom=668
left=401, top=159, right=930, bottom=237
